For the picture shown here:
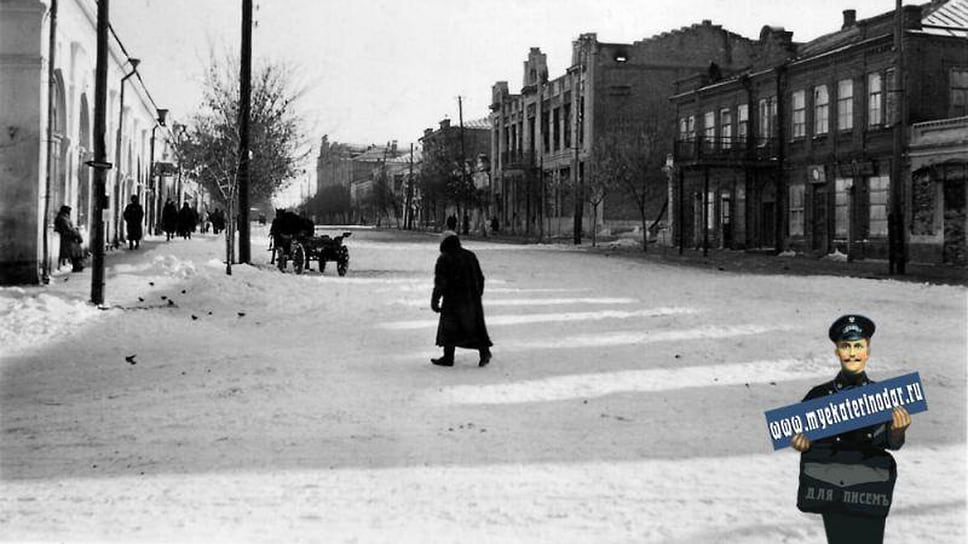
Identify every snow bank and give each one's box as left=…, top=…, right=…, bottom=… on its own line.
left=823, top=249, right=848, bottom=262
left=0, top=289, right=102, bottom=357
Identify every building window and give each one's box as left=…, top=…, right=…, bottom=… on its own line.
left=757, top=97, right=777, bottom=145
left=838, top=78, right=853, bottom=131
left=770, top=96, right=777, bottom=137
left=758, top=98, right=770, bottom=142
left=737, top=104, right=748, bottom=144
left=552, top=107, right=561, bottom=151
left=707, top=191, right=715, bottom=230
left=789, top=184, right=805, bottom=236
left=835, top=178, right=850, bottom=238
left=687, top=115, right=695, bottom=141
left=814, top=85, right=829, bottom=135
left=792, top=90, right=806, bottom=139
left=951, top=68, right=968, bottom=117
left=704, top=110, right=715, bottom=149
left=868, top=175, right=890, bottom=236
left=868, top=72, right=883, bottom=127
left=579, top=96, right=585, bottom=145
left=720, top=108, right=732, bottom=148
left=542, top=110, right=550, bottom=153
left=679, top=117, right=688, bottom=140
left=563, top=103, right=571, bottom=148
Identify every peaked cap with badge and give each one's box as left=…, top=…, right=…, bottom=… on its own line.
left=828, top=314, right=876, bottom=343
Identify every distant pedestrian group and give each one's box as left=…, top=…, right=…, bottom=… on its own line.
left=160, top=199, right=200, bottom=241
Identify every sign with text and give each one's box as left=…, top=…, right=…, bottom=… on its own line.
left=765, top=372, right=927, bottom=451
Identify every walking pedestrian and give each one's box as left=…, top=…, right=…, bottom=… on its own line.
left=442, top=215, right=458, bottom=238
left=430, top=234, right=492, bottom=367
left=791, top=314, right=911, bottom=544
left=162, top=199, right=178, bottom=241
left=53, top=205, right=84, bottom=272
left=211, top=208, right=225, bottom=235
left=177, top=202, right=197, bottom=240
left=122, top=195, right=144, bottom=250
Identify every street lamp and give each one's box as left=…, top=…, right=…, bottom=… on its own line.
left=148, top=108, right=168, bottom=234
left=112, top=57, right=139, bottom=247
left=172, top=122, right=187, bottom=204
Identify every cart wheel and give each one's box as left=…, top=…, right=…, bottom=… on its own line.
left=292, top=242, right=305, bottom=275
left=276, top=247, right=287, bottom=272
left=337, top=249, right=349, bottom=276
left=318, top=258, right=326, bottom=274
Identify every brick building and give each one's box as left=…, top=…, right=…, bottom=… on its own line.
left=671, top=1, right=967, bottom=266
left=418, top=117, right=490, bottom=228
left=315, top=135, right=372, bottom=191
left=490, top=24, right=782, bottom=239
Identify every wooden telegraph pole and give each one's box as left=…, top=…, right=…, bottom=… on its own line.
left=89, top=0, right=110, bottom=305
left=890, top=0, right=907, bottom=274
left=238, top=0, right=253, bottom=263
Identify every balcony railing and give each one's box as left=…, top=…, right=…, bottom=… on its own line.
left=501, top=150, right=536, bottom=170
left=674, top=136, right=779, bottom=165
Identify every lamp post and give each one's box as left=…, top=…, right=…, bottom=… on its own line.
left=172, top=122, right=187, bottom=204
left=148, top=108, right=168, bottom=234
left=112, top=57, right=139, bottom=248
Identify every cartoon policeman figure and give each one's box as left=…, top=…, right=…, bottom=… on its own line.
left=791, top=314, right=912, bottom=544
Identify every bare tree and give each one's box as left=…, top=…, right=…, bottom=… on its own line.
left=176, top=56, right=309, bottom=273
left=599, top=105, right=673, bottom=252
left=586, top=138, right=620, bottom=248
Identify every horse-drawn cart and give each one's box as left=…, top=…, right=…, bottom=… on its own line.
left=271, top=230, right=351, bottom=275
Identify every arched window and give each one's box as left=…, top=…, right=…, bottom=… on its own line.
left=76, top=93, right=92, bottom=228
left=50, top=71, right=68, bottom=214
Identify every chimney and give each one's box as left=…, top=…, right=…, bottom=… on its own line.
left=440, top=118, right=451, bottom=130
left=842, top=9, right=856, bottom=29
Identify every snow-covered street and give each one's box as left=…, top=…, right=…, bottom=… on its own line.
left=1, top=227, right=965, bottom=543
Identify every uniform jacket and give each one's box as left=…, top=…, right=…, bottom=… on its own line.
left=797, top=371, right=904, bottom=518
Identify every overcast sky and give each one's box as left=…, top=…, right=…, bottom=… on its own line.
left=111, top=1, right=914, bottom=150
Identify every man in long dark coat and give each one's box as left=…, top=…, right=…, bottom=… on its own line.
left=430, top=234, right=492, bottom=367
left=122, top=195, right=144, bottom=249
left=177, top=202, right=197, bottom=239
left=162, top=199, right=178, bottom=241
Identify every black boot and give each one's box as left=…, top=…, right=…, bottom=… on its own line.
left=479, top=347, right=492, bottom=367
left=432, top=345, right=455, bottom=367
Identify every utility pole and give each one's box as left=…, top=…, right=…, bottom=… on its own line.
left=890, top=0, right=907, bottom=275
left=89, top=0, right=110, bottom=305
left=237, top=0, right=253, bottom=263
left=405, top=142, right=414, bottom=229
left=573, top=51, right=585, bottom=245
left=458, top=95, right=468, bottom=231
